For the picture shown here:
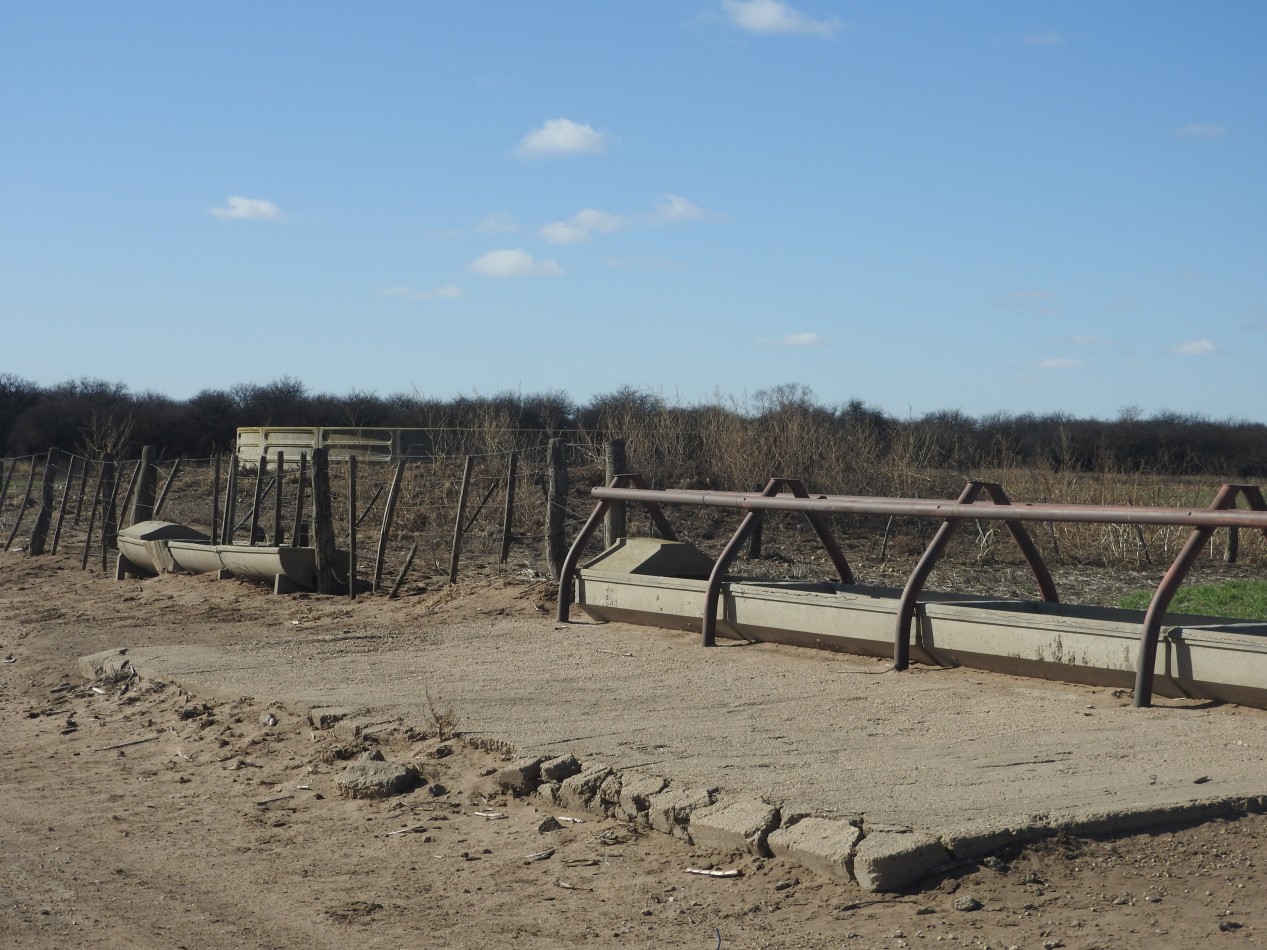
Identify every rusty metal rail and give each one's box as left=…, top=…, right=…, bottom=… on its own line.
left=556, top=476, right=1267, bottom=708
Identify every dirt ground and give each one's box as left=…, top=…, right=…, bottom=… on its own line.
left=3, top=551, right=1267, bottom=949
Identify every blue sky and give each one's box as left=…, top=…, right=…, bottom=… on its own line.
left=3, top=1, right=1263, bottom=420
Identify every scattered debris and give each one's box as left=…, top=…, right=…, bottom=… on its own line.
left=385, top=824, right=429, bottom=837
left=525, top=848, right=555, bottom=862
left=686, top=867, right=742, bottom=878
left=97, top=735, right=159, bottom=752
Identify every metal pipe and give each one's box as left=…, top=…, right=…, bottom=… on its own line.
left=894, top=482, right=981, bottom=670
left=590, top=486, right=1267, bottom=529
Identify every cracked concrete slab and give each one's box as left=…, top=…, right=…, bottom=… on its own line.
left=80, top=608, right=1267, bottom=891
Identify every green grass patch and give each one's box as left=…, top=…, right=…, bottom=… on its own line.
left=1118, top=579, right=1267, bottom=621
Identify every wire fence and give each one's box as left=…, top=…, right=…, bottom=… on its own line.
left=2, top=441, right=1265, bottom=599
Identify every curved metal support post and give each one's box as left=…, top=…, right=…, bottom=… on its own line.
left=980, top=483, right=1058, bottom=602
left=702, top=510, right=764, bottom=647
left=556, top=498, right=611, bottom=622
left=893, top=482, right=982, bottom=670
left=556, top=473, right=682, bottom=623
left=1133, top=484, right=1246, bottom=707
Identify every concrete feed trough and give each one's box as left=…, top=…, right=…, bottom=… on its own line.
left=575, top=538, right=1267, bottom=708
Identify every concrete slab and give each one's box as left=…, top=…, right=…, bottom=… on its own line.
left=88, top=610, right=1267, bottom=891
left=767, top=817, right=862, bottom=882
left=689, top=797, right=781, bottom=856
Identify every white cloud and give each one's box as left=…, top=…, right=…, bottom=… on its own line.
left=1036, top=357, right=1084, bottom=369
left=647, top=194, right=714, bottom=224
left=1022, top=32, right=1065, bottom=47
left=541, top=208, right=629, bottom=245
left=376, top=284, right=465, bottom=301
left=514, top=118, right=608, bottom=157
left=466, top=249, right=563, bottom=278
left=721, top=0, right=843, bottom=37
left=477, top=212, right=519, bottom=234
left=1175, top=123, right=1227, bottom=139
left=208, top=196, right=283, bottom=221
left=759, top=331, right=830, bottom=347
left=1170, top=338, right=1217, bottom=356
left=994, top=289, right=1058, bottom=314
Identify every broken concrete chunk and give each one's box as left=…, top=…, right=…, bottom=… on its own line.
left=536, top=782, right=562, bottom=807
left=77, top=649, right=134, bottom=683
left=540, top=753, right=582, bottom=783
left=558, top=765, right=613, bottom=814
left=595, top=773, right=623, bottom=816
left=689, top=797, right=781, bottom=857
left=852, top=830, right=949, bottom=893
left=767, top=817, right=862, bottom=884
left=495, top=755, right=549, bottom=794
left=646, top=785, right=717, bottom=838
left=307, top=706, right=355, bottom=729
left=618, top=774, right=668, bottom=823
left=336, top=759, right=416, bottom=799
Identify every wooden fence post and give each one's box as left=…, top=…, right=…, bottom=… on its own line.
left=373, top=459, right=406, bottom=592
left=0, top=460, right=10, bottom=524
left=388, top=542, right=418, bottom=599
left=80, top=460, right=106, bottom=570
left=545, top=438, right=568, bottom=580
left=272, top=451, right=285, bottom=544
left=499, top=452, right=518, bottom=565
left=223, top=455, right=238, bottom=544
left=4, top=455, right=38, bottom=551
left=153, top=456, right=183, bottom=520
left=292, top=452, right=308, bottom=547
left=448, top=456, right=475, bottom=585
left=249, top=454, right=267, bottom=544
left=603, top=438, right=627, bottom=548
left=347, top=455, right=358, bottom=599
left=28, top=448, right=60, bottom=555
left=73, top=454, right=89, bottom=524
left=51, top=454, right=78, bottom=554
left=311, top=449, right=336, bottom=594
left=130, top=445, right=158, bottom=525
left=2, top=458, right=37, bottom=554
left=116, top=460, right=142, bottom=532
left=209, top=455, right=222, bottom=544
left=101, top=454, right=120, bottom=569
left=1226, top=526, right=1239, bottom=564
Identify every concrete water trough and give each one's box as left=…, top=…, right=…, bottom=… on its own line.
left=116, top=521, right=334, bottom=593
left=573, top=537, right=1267, bottom=709
left=558, top=475, right=1267, bottom=709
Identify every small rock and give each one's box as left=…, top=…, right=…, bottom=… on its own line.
left=431, top=743, right=452, bottom=759
left=536, top=816, right=562, bottom=833
left=982, top=855, right=1006, bottom=871
left=1043, top=940, right=1064, bottom=949
left=1193, top=775, right=1211, bottom=784
left=773, top=878, right=797, bottom=892
left=952, top=896, right=983, bottom=912
left=336, top=759, right=416, bottom=799
left=479, top=767, right=497, bottom=777
left=1219, top=920, right=1242, bottom=932
left=426, top=783, right=447, bottom=797
left=260, top=713, right=278, bottom=727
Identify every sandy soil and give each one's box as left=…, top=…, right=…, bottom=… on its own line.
left=3, top=551, right=1267, bottom=949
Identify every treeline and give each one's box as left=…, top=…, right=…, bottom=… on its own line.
left=2, top=375, right=1266, bottom=479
